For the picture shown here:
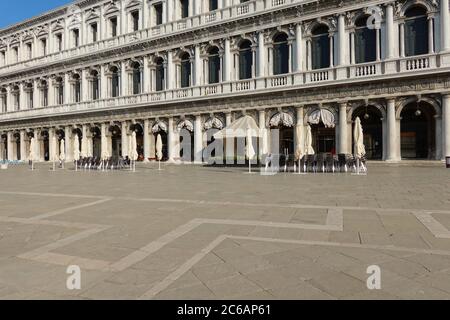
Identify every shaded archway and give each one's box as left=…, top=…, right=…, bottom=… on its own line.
left=13, top=132, right=21, bottom=160
left=400, top=101, right=436, bottom=159
left=152, top=122, right=168, bottom=161
left=109, top=125, right=121, bottom=158
left=307, top=109, right=336, bottom=154
left=41, top=130, right=50, bottom=161
left=177, top=119, right=194, bottom=162
left=1, top=134, right=7, bottom=160
left=352, top=106, right=383, bottom=159
left=269, top=112, right=294, bottom=155
left=90, top=126, right=101, bottom=158
left=130, top=123, right=144, bottom=161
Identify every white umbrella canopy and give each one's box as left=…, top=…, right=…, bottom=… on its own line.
left=295, top=125, right=305, bottom=161
left=354, top=117, right=366, bottom=158
left=156, top=134, right=163, bottom=161
left=305, top=125, right=315, bottom=155
left=246, top=127, right=256, bottom=160
left=73, top=134, right=80, bottom=161
left=29, top=137, right=36, bottom=161
left=130, top=132, right=139, bottom=161
left=214, top=115, right=260, bottom=139
left=60, top=139, right=65, bottom=162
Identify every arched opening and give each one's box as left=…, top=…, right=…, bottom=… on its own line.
left=273, top=33, right=289, bottom=75
left=12, top=86, right=20, bottom=111
left=208, top=47, right=221, bottom=84
left=55, top=77, right=64, bottom=104
left=400, top=101, right=436, bottom=159
left=311, top=25, right=330, bottom=70
left=404, top=6, right=429, bottom=56
left=1, top=134, right=7, bottom=160
left=109, top=125, right=122, bottom=158
left=269, top=113, right=294, bottom=155
left=91, top=127, right=101, bottom=158
left=178, top=120, right=195, bottom=162
left=352, top=106, right=383, bottom=159
left=155, top=57, right=165, bottom=91
left=90, top=70, right=100, bottom=100
left=180, top=52, right=191, bottom=88
left=131, top=62, right=142, bottom=95
left=110, top=66, right=120, bottom=97
left=239, top=40, right=253, bottom=80
left=71, top=74, right=81, bottom=103
left=131, top=123, right=144, bottom=161
left=13, top=132, right=21, bottom=160
left=180, top=0, right=189, bottom=19
left=72, top=128, right=82, bottom=154
left=41, top=130, right=50, bottom=161
left=355, top=15, right=377, bottom=63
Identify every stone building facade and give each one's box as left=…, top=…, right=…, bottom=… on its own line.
left=0, top=0, right=450, bottom=163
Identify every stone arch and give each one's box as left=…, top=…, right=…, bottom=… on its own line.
left=398, top=0, right=436, bottom=18
left=396, top=96, right=441, bottom=119
left=304, top=18, right=335, bottom=37
left=348, top=101, right=386, bottom=122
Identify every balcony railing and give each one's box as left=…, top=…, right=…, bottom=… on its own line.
left=0, top=53, right=445, bottom=122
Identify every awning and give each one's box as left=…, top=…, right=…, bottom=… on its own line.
left=213, top=115, right=260, bottom=139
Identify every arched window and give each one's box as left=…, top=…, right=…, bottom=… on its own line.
left=55, top=77, right=64, bottom=105
left=1, top=88, right=7, bottom=113
left=273, top=33, right=289, bottom=75
left=311, top=25, right=330, bottom=70
left=354, top=15, right=377, bottom=63
left=209, top=0, right=218, bottom=11
left=131, top=62, right=141, bottom=95
left=180, top=0, right=189, bottom=19
left=110, top=66, right=120, bottom=97
left=180, top=52, right=191, bottom=88
left=40, top=80, right=48, bottom=107
left=239, top=40, right=253, bottom=80
left=208, top=47, right=220, bottom=84
left=155, top=58, right=165, bottom=92
left=72, top=74, right=81, bottom=103
left=90, top=70, right=99, bottom=100
left=12, top=86, right=20, bottom=110
left=404, top=6, right=429, bottom=56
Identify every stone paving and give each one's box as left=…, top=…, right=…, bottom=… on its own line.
left=0, top=163, right=450, bottom=300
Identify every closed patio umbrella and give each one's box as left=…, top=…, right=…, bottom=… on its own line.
left=353, top=117, right=366, bottom=174
left=51, top=135, right=58, bottom=171
left=246, top=127, right=256, bottom=174
left=60, top=139, right=65, bottom=169
left=354, top=117, right=366, bottom=158
left=295, top=125, right=305, bottom=173
left=156, top=134, right=163, bottom=171
left=130, top=132, right=139, bottom=172
left=305, top=125, right=315, bottom=155
left=29, top=137, right=36, bottom=170
left=73, top=134, right=80, bottom=171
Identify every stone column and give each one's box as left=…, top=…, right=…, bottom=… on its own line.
left=399, top=22, right=405, bottom=57
left=194, top=45, right=202, bottom=86
left=337, top=14, right=347, bottom=66
left=121, top=61, right=128, bottom=96
left=19, top=83, right=26, bottom=110
left=441, top=0, right=450, bottom=52
left=194, top=115, right=203, bottom=163
left=386, top=3, right=395, bottom=59
left=143, top=119, right=150, bottom=162
left=168, top=117, right=175, bottom=162
left=167, top=51, right=174, bottom=90
left=295, top=24, right=302, bottom=72
left=225, top=112, right=233, bottom=164
left=329, top=34, right=334, bottom=67
left=20, top=130, right=27, bottom=161
left=386, top=98, right=399, bottom=161
left=143, top=56, right=150, bottom=93
left=428, top=16, right=434, bottom=54
left=338, top=103, right=349, bottom=154
left=257, top=32, right=266, bottom=77
left=223, top=38, right=231, bottom=82
left=121, top=121, right=129, bottom=157
left=442, top=94, right=450, bottom=159
left=33, top=79, right=39, bottom=108
left=65, top=126, right=73, bottom=162
left=48, top=128, right=56, bottom=162
left=7, top=132, right=14, bottom=161
left=100, top=123, right=107, bottom=158
left=64, top=74, right=70, bottom=104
